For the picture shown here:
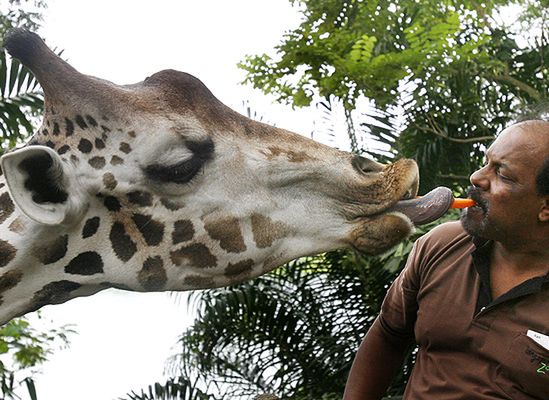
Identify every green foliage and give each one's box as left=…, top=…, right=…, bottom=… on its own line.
left=240, top=0, right=546, bottom=107
left=0, top=50, right=43, bottom=152
left=240, top=0, right=509, bottom=108
left=0, top=0, right=45, bottom=154
left=0, top=317, right=74, bottom=399
left=240, top=0, right=548, bottom=192
left=123, top=377, right=211, bottom=400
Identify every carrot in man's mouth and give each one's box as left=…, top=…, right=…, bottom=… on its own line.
left=450, top=198, right=477, bottom=209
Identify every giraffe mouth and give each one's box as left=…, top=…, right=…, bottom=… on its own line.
left=387, top=186, right=453, bottom=225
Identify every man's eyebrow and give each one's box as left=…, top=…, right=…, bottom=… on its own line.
left=484, top=152, right=511, bottom=169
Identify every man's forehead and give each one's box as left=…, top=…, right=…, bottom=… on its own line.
left=490, top=120, right=549, bottom=154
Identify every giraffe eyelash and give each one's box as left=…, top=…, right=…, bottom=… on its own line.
left=144, top=138, right=214, bottom=184
left=145, top=157, right=205, bottom=184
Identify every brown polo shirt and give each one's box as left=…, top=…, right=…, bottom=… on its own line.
left=379, top=221, right=549, bottom=399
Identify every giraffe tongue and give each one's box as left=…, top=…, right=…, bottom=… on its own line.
left=388, top=187, right=453, bottom=225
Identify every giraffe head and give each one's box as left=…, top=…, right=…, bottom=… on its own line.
left=0, top=30, right=423, bottom=322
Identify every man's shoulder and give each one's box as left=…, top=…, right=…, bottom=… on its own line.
left=423, top=220, right=468, bottom=240
left=415, top=220, right=472, bottom=253
left=409, top=221, right=475, bottom=279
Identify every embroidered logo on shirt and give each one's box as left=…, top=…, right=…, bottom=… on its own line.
left=525, top=330, right=549, bottom=376
left=525, top=349, right=549, bottom=377
left=537, top=362, right=549, bottom=375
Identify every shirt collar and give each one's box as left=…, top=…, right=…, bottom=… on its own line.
left=471, top=235, right=549, bottom=291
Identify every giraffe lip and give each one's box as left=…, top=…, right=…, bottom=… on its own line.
left=388, top=186, right=453, bottom=225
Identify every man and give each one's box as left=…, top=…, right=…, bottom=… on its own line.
left=343, top=119, right=549, bottom=400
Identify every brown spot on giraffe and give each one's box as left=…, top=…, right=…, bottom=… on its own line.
left=64, top=251, right=104, bottom=275
left=172, top=220, right=194, bottom=244
left=251, top=214, right=290, bottom=248
left=110, top=155, right=124, bottom=165
left=8, top=217, right=26, bottom=234
left=225, top=259, right=254, bottom=278
left=64, top=118, right=74, bottom=136
left=119, top=142, right=132, bottom=154
left=34, top=235, right=68, bottom=265
left=75, top=115, right=88, bottom=130
left=183, top=275, right=215, bottom=288
left=138, top=256, right=167, bottom=291
left=78, top=138, right=93, bottom=153
left=0, top=240, right=16, bottom=268
left=127, top=191, right=153, bottom=207
left=0, top=270, right=23, bottom=295
left=103, top=173, right=118, bottom=190
left=89, top=156, right=106, bottom=169
left=85, top=115, right=98, bottom=127
left=110, top=222, right=138, bottom=262
left=57, top=145, right=70, bottom=155
left=203, top=215, right=246, bottom=253
left=170, top=243, right=217, bottom=269
left=132, top=214, right=165, bottom=246
left=160, top=198, right=184, bottom=211
left=260, top=146, right=315, bottom=163
left=103, top=196, right=121, bottom=211
left=95, top=138, right=106, bottom=149
left=82, top=217, right=100, bottom=238
left=31, top=280, right=82, bottom=308
left=0, top=192, right=14, bottom=225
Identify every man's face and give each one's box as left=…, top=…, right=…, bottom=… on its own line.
left=461, top=121, right=549, bottom=242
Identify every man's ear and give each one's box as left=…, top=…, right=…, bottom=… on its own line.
left=539, top=198, right=549, bottom=222
left=0, top=146, right=87, bottom=225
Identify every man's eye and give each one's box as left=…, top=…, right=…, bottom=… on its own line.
left=495, top=168, right=512, bottom=182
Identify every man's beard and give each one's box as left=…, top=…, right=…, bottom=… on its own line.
left=460, top=186, right=491, bottom=237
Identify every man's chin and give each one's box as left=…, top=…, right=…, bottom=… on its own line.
left=460, top=210, right=488, bottom=238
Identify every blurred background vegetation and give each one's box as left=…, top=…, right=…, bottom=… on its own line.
left=1, top=0, right=548, bottom=399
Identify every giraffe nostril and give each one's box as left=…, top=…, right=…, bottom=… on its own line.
left=352, top=155, right=383, bottom=174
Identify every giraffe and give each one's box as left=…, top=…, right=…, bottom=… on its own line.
left=0, top=29, right=448, bottom=326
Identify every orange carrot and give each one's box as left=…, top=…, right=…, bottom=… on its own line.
left=451, top=198, right=476, bottom=209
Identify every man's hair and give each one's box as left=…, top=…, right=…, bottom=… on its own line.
left=515, top=104, right=549, bottom=196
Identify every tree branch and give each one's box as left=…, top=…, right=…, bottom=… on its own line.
left=490, top=73, right=543, bottom=100
left=413, top=123, right=494, bottom=143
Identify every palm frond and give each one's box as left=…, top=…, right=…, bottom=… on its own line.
left=122, top=376, right=213, bottom=400
left=164, top=251, right=414, bottom=399
left=0, top=49, right=43, bottom=152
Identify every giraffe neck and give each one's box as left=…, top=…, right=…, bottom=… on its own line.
left=0, top=175, right=316, bottom=325
left=0, top=179, right=104, bottom=323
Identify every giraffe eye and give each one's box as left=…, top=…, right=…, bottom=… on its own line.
left=145, top=158, right=204, bottom=184
left=145, top=138, right=214, bottom=184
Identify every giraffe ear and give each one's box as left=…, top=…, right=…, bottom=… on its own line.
left=0, top=146, right=87, bottom=225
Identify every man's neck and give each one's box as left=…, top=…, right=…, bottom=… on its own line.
left=490, top=241, right=549, bottom=299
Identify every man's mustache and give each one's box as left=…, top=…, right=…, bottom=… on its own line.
left=466, top=186, right=487, bottom=212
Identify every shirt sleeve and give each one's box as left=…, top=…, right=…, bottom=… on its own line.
left=378, top=239, right=423, bottom=340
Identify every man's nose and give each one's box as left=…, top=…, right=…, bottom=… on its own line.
left=470, top=166, right=489, bottom=189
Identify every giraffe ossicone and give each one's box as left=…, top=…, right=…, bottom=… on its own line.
left=0, top=29, right=422, bottom=325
